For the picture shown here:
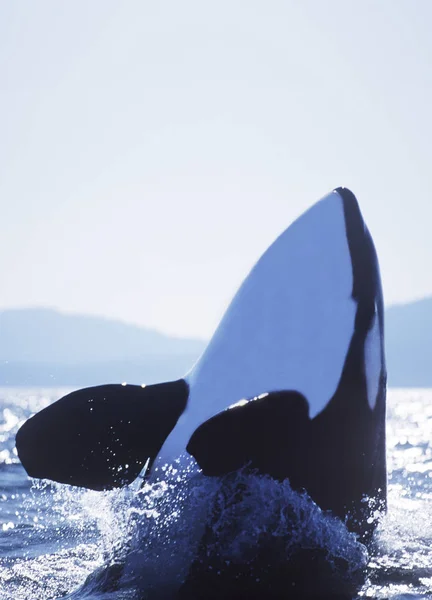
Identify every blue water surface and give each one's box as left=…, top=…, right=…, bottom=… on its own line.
left=0, top=388, right=431, bottom=600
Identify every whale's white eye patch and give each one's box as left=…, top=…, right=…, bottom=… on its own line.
left=364, top=305, right=382, bottom=410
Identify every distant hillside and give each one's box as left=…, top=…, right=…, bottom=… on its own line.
left=1, top=301, right=432, bottom=387
left=385, top=297, right=432, bottom=387
left=0, top=308, right=206, bottom=386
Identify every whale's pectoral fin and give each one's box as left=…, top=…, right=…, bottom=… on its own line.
left=187, top=390, right=310, bottom=481
left=16, top=380, right=188, bottom=491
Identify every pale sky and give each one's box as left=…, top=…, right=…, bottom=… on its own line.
left=1, top=1, right=432, bottom=339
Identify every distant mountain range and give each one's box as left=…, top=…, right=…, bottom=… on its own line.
left=0, top=308, right=206, bottom=386
left=0, top=301, right=431, bottom=387
left=385, top=297, right=432, bottom=387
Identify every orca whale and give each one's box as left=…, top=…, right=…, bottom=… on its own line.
left=16, top=187, right=386, bottom=557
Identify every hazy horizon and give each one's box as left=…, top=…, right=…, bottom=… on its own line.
left=2, top=294, right=432, bottom=343
left=2, top=1, right=432, bottom=338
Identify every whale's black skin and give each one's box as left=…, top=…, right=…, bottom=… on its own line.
left=187, top=187, right=387, bottom=540
left=179, top=543, right=365, bottom=600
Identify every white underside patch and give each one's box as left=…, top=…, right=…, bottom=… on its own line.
left=156, top=190, right=358, bottom=467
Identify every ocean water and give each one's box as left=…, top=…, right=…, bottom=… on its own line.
left=0, top=387, right=431, bottom=599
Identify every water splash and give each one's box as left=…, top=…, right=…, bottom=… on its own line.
left=98, top=462, right=367, bottom=599
left=0, top=477, right=134, bottom=600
